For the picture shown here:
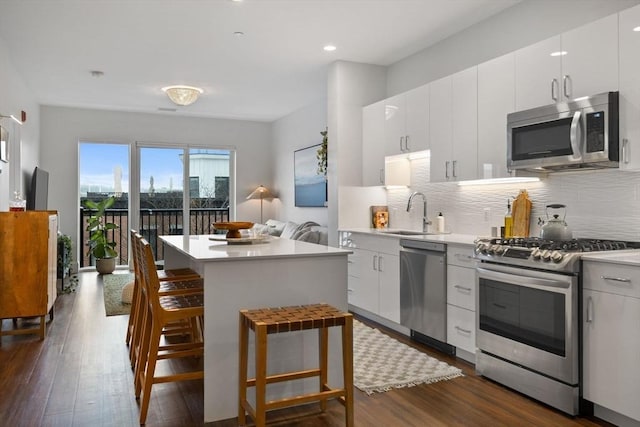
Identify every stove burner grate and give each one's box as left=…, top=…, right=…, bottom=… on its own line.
left=489, top=237, right=635, bottom=252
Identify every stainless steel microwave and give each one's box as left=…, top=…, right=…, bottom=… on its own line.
left=507, top=92, right=619, bottom=172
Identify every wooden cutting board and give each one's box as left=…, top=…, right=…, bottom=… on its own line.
left=511, top=190, right=532, bottom=237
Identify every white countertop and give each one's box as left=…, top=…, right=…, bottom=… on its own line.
left=581, top=250, right=640, bottom=266
left=341, top=228, right=477, bottom=246
left=160, top=234, right=351, bottom=262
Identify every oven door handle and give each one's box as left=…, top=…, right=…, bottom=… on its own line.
left=477, top=266, right=572, bottom=290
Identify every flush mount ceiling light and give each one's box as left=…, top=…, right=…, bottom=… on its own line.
left=634, top=26, right=640, bottom=32
left=323, top=44, right=337, bottom=52
left=161, top=85, right=204, bottom=106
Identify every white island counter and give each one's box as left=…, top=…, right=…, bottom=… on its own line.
left=160, top=234, right=351, bottom=423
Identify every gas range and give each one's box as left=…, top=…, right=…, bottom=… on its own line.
left=474, top=237, right=640, bottom=273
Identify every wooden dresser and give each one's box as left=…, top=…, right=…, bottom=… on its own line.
left=0, top=211, right=58, bottom=341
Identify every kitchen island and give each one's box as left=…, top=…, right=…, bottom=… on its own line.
left=160, top=234, right=351, bottom=423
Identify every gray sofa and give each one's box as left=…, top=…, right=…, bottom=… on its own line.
left=253, top=219, right=328, bottom=246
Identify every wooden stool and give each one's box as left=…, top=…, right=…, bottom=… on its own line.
left=238, top=304, right=353, bottom=427
left=127, top=230, right=203, bottom=368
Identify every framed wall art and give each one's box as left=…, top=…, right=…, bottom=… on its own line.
left=294, top=143, right=327, bottom=207
left=0, top=125, right=8, bottom=163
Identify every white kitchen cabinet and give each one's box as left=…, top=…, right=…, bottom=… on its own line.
left=347, top=248, right=379, bottom=313
left=343, top=233, right=400, bottom=323
left=478, top=53, right=515, bottom=179
left=582, top=260, right=640, bottom=422
left=430, top=67, right=478, bottom=182
left=384, top=84, right=429, bottom=156
left=362, top=100, right=386, bottom=185
left=446, top=244, right=477, bottom=358
left=515, top=14, right=618, bottom=110
left=560, top=13, right=619, bottom=100
left=619, top=4, right=640, bottom=171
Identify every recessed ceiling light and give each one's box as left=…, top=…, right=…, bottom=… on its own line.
left=634, top=26, right=640, bottom=32
left=550, top=51, right=567, bottom=57
left=234, top=31, right=245, bottom=36
left=90, top=70, right=104, bottom=77
left=323, top=45, right=337, bottom=52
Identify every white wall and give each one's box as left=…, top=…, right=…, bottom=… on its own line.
left=387, top=0, right=640, bottom=96
left=271, top=99, right=328, bottom=226
left=327, top=61, right=387, bottom=246
left=40, top=106, right=271, bottom=262
left=0, top=37, right=40, bottom=210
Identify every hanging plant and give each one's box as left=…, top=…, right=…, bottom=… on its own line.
left=317, top=127, right=328, bottom=179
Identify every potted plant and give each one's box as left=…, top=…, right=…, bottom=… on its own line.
left=83, top=196, right=118, bottom=275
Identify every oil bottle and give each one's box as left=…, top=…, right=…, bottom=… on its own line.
left=504, top=198, right=513, bottom=239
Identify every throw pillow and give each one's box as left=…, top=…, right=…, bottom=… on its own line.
left=121, top=280, right=135, bottom=304
left=280, top=221, right=300, bottom=239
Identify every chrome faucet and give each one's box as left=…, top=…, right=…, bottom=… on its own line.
left=407, top=192, right=431, bottom=232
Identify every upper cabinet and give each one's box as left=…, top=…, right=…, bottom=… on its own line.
left=362, top=100, right=386, bottom=185
left=478, top=53, right=515, bottom=179
left=515, top=14, right=618, bottom=111
left=384, top=84, right=429, bottom=156
left=430, top=67, right=478, bottom=182
left=619, top=4, right=640, bottom=170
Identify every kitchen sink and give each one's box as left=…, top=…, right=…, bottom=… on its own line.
left=379, top=230, right=435, bottom=236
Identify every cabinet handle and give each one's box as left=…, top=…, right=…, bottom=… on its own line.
left=399, top=136, right=404, bottom=152
left=379, top=168, right=384, bottom=184
left=405, top=135, right=410, bottom=151
left=452, top=160, right=457, bottom=178
left=601, top=275, right=632, bottom=283
left=445, top=161, right=450, bottom=179
left=623, top=138, right=630, bottom=164
left=586, top=296, right=593, bottom=323
left=455, top=253, right=474, bottom=262
left=455, top=325, right=472, bottom=334
left=373, top=255, right=378, bottom=271
left=378, top=255, right=383, bottom=272
left=551, top=78, right=558, bottom=102
left=563, top=75, right=571, bottom=99
left=454, top=285, right=472, bottom=292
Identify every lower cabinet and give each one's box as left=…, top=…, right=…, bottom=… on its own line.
left=582, top=260, right=640, bottom=422
left=445, top=244, right=477, bottom=358
left=344, top=233, right=400, bottom=323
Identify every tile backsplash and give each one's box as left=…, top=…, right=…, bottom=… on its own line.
left=385, top=157, right=640, bottom=241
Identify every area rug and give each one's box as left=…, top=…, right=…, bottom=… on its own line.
left=353, top=320, right=463, bottom=394
left=103, top=273, right=134, bottom=316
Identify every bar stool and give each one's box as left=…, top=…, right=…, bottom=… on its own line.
left=134, top=236, right=204, bottom=425
left=127, top=230, right=203, bottom=368
left=238, top=304, right=354, bottom=427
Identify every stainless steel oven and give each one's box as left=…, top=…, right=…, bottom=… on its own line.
left=474, top=237, right=640, bottom=416
left=476, top=263, right=579, bottom=414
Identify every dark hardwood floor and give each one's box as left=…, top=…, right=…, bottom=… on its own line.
left=0, top=271, right=614, bottom=427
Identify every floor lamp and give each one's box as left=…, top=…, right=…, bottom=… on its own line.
left=246, top=185, right=274, bottom=224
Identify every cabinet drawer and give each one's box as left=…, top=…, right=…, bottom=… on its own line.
left=349, top=233, right=400, bottom=255
left=583, top=261, right=640, bottom=298
left=447, top=244, right=477, bottom=268
left=447, top=304, right=476, bottom=354
left=447, top=265, right=476, bottom=311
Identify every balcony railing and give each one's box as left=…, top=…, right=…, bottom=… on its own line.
left=79, top=207, right=229, bottom=267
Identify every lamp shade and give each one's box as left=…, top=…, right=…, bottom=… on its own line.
left=246, top=185, right=274, bottom=200
left=161, top=85, right=204, bottom=106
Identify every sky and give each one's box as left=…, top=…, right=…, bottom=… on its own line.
left=79, top=143, right=229, bottom=195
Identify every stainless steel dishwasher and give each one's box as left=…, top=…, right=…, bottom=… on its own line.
left=400, top=239, right=453, bottom=354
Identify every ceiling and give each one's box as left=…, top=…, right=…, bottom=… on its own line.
left=0, top=0, right=520, bottom=122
